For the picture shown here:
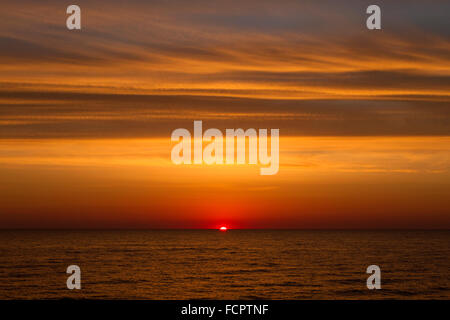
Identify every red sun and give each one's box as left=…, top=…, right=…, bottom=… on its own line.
left=219, top=226, right=228, bottom=231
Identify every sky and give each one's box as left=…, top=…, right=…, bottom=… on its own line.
left=0, top=0, right=449, bottom=228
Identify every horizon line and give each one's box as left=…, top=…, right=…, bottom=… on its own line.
left=1, top=228, right=449, bottom=231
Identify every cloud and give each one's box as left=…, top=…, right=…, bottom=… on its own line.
left=1, top=91, right=449, bottom=138
left=0, top=0, right=449, bottom=138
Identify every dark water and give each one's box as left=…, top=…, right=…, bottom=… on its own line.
left=0, top=230, right=448, bottom=299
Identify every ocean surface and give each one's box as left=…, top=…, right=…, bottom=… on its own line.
left=0, top=230, right=448, bottom=299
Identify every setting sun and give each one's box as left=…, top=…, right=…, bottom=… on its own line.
left=219, top=227, right=228, bottom=231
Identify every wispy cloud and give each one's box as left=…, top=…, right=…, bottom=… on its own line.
left=0, top=0, right=449, bottom=101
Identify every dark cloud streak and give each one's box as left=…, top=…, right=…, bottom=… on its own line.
left=1, top=91, right=449, bottom=138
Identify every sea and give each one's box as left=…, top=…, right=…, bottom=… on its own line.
left=0, top=230, right=448, bottom=299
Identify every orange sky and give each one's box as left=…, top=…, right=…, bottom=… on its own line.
left=1, top=137, right=449, bottom=228
left=0, top=0, right=449, bottom=228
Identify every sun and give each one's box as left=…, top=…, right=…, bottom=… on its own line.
left=219, top=226, right=227, bottom=231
